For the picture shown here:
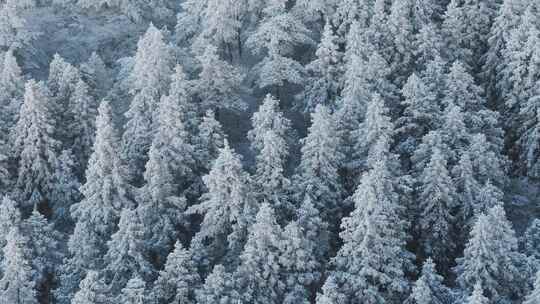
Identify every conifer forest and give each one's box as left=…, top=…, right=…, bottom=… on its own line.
left=2, top=0, right=540, bottom=303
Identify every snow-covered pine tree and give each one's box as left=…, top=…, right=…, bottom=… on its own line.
left=130, top=24, right=174, bottom=98
left=72, top=99, right=133, bottom=246
left=455, top=206, right=527, bottom=302
left=294, top=104, right=344, bottom=226
left=187, top=140, right=255, bottom=271
left=0, top=0, right=34, bottom=50
left=153, top=241, right=201, bottom=304
left=300, top=20, right=342, bottom=113
left=195, top=0, right=245, bottom=61
left=407, top=258, right=452, bottom=304
left=235, top=203, right=285, bottom=304
left=465, top=283, right=489, bottom=304
left=123, top=24, right=173, bottom=181
left=195, top=264, right=238, bottom=304
left=248, top=94, right=291, bottom=153
left=122, top=86, right=156, bottom=182
left=80, top=52, right=110, bottom=99
left=322, top=137, right=414, bottom=304
left=482, top=0, right=526, bottom=100
left=12, top=80, right=59, bottom=209
left=0, top=196, right=20, bottom=270
left=0, top=227, right=37, bottom=304
left=525, top=219, right=540, bottom=261
left=195, top=109, right=226, bottom=173
left=57, top=100, right=133, bottom=304
left=280, top=220, right=321, bottom=304
left=249, top=95, right=292, bottom=216
left=442, top=0, right=497, bottom=70
left=194, top=45, right=245, bottom=113
left=417, top=147, right=456, bottom=271
left=247, top=0, right=313, bottom=96
left=138, top=66, right=196, bottom=260
left=0, top=49, right=24, bottom=134
left=69, top=80, right=97, bottom=171
left=396, top=73, right=440, bottom=159
left=71, top=271, right=108, bottom=304
left=23, top=207, right=62, bottom=296
left=47, top=54, right=81, bottom=148
left=101, top=208, right=153, bottom=297
left=49, top=149, right=81, bottom=225
left=118, top=275, right=147, bottom=304
left=524, top=271, right=540, bottom=304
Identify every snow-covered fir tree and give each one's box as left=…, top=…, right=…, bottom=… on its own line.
left=187, top=140, right=255, bottom=271
left=321, top=137, right=414, bottom=304
left=466, top=283, right=489, bottom=304
left=101, top=208, right=153, bottom=296
left=407, top=258, right=453, bottom=304
left=0, top=227, right=37, bottom=304
left=12, top=79, right=59, bottom=209
left=153, top=241, right=201, bottom=304
left=299, top=20, right=342, bottom=113
left=57, top=100, right=133, bottom=304
left=0, top=49, right=24, bottom=133
left=524, top=271, right=540, bottom=304
left=455, top=206, right=527, bottom=302
left=118, top=275, right=147, bottom=304
left=247, top=0, right=313, bottom=95
left=194, top=45, right=246, bottom=113
left=71, top=271, right=108, bottom=304
left=295, top=104, right=344, bottom=225
left=235, top=203, right=285, bottom=304
left=195, top=264, right=238, bottom=304
left=195, top=109, right=226, bottom=173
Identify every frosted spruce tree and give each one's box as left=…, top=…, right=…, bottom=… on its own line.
left=195, top=0, right=245, bottom=61
left=281, top=219, right=322, bottom=304
left=524, top=271, right=540, bottom=304
left=12, top=80, right=59, bottom=209
left=295, top=104, right=344, bottom=226
left=0, top=196, right=20, bottom=255
left=71, top=271, right=108, bottom=304
left=483, top=0, right=526, bottom=99
left=442, top=0, right=497, bottom=69
left=80, top=52, right=110, bottom=99
left=248, top=94, right=291, bottom=153
left=235, top=203, right=285, bottom=304
left=0, top=0, right=34, bottom=50
left=118, top=275, right=147, bottom=304
left=248, top=95, right=292, bottom=216
left=138, top=66, right=195, bottom=259
left=123, top=24, right=173, bottom=181
left=23, top=208, right=61, bottom=293
left=300, top=20, right=342, bottom=113
left=69, top=80, right=97, bottom=171
left=102, top=208, right=153, bottom=297
left=247, top=0, right=313, bottom=96
left=196, top=109, right=226, bottom=173
left=49, top=149, right=81, bottom=224
left=153, top=241, right=201, bottom=304
left=57, top=100, right=133, bottom=304
left=407, top=258, right=452, bottom=304
left=194, top=45, right=245, bottom=113
left=396, top=73, right=440, bottom=159
left=0, top=50, right=24, bottom=133
left=455, top=206, right=527, bottom=302
left=195, top=264, right=237, bottom=304
left=417, top=147, right=456, bottom=270
left=524, top=219, right=540, bottom=261
left=187, top=140, right=255, bottom=271
left=466, top=283, right=489, bottom=304
left=0, top=227, right=37, bottom=304
left=321, top=138, right=414, bottom=304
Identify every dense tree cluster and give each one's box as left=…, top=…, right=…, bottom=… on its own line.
left=0, top=0, right=539, bottom=303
